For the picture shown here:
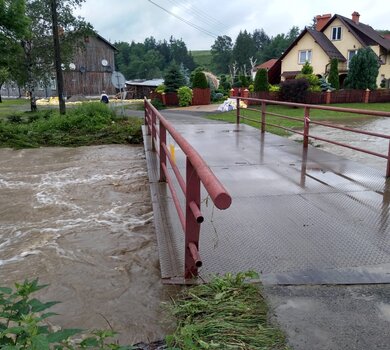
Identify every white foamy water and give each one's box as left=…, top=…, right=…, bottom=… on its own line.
left=0, top=145, right=174, bottom=345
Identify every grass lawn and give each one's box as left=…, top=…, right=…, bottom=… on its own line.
left=208, top=102, right=390, bottom=136
left=0, top=98, right=30, bottom=118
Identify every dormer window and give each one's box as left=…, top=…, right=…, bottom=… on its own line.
left=331, top=26, right=342, bottom=40
left=298, top=50, right=312, bottom=64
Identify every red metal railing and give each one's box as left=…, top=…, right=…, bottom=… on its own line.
left=234, top=96, right=390, bottom=178
left=144, top=98, right=232, bottom=279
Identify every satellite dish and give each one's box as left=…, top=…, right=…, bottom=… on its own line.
left=79, top=66, right=86, bottom=73
left=111, top=71, right=126, bottom=89
left=69, top=63, right=76, bottom=70
left=101, top=59, right=108, bottom=67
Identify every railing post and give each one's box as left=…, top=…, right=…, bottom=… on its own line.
left=303, top=106, right=310, bottom=148
left=184, top=158, right=201, bottom=279
left=387, top=140, right=390, bottom=178
left=144, top=99, right=151, bottom=135
left=261, top=101, right=266, bottom=133
left=159, top=123, right=166, bottom=182
left=151, top=109, right=156, bottom=151
left=236, top=97, right=240, bottom=125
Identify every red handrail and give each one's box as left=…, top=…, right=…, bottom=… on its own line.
left=233, top=96, right=390, bottom=178
left=144, top=98, right=232, bottom=279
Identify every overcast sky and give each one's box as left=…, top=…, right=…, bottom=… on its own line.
left=74, top=0, right=389, bottom=50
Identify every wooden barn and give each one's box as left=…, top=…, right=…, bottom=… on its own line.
left=62, top=34, right=118, bottom=97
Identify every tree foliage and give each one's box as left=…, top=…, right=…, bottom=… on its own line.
left=328, top=58, right=340, bottom=90
left=254, top=68, right=269, bottom=92
left=192, top=71, right=208, bottom=89
left=345, top=47, right=379, bottom=90
left=232, top=30, right=256, bottom=69
left=164, top=64, right=185, bottom=92
left=210, top=35, right=233, bottom=74
left=115, top=36, right=195, bottom=80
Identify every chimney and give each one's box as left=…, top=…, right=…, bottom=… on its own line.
left=352, top=11, right=360, bottom=24
left=316, top=14, right=332, bottom=31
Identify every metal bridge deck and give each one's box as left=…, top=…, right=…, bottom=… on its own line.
left=143, top=122, right=390, bottom=284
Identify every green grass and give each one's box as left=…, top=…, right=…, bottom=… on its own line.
left=166, top=271, right=287, bottom=350
left=0, top=98, right=30, bottom=118
left=208, top=102, right=390, bottom=136
left=191, top=50, right=213, bottom=70
left=0, top=102, right=142, bottom=149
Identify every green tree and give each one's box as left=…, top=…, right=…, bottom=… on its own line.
left=164, top=64, right=185, bottom=92
left=192, top=71, right=208, bottom=89
left=345, top=47, right=379, bottom=90
left=0, top=0, right=29, bottom=102
left=301, top=61, right=313, bottom=74
left=211, top=35, right=233, bottom=74
left=12, top=0, right=92, bottom=111
left=232, top=30, right=256, bottom=68
left=254, top=68, right=269, bottom=92
left=328, top=58, right=340, bottom=90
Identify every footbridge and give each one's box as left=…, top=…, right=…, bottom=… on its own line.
left=143, top=97, right=390, bottom=285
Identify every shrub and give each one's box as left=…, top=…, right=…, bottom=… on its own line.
left=328, top=58, right=340, bottom=90
left=345, top=47, right=379, bottom=90
left=164, top=64, right=186, bottom=93
left=269, top=85, right=280, bottom=92
left=239, top=74, right=249, bottom=87
left=319, top=77, right=334, bottom=91
left=254, top=68, right=269, bottom=92
left=155, top=84, right=166, bottom=94
left=248, top=84, right=254, bottom=92
left=177, top=86, right=193, bottom=107
left=280, top=79, right=309, bottom=103
left=192, top=71, right=208, bottom=89
left=301, top=61, right=313, bottom=74
left=151, top=98, right=164, bottom=110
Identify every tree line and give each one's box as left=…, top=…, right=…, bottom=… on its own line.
left=114, top=26, right=301, bottom=81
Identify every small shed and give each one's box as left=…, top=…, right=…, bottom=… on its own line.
left=125, top=79, right=164, bottom=99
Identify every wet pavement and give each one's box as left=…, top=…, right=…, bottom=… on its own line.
left=0, top=145, right=175, bottom=345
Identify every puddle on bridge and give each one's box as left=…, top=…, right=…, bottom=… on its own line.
left=0, top=145, right=176, bottom=345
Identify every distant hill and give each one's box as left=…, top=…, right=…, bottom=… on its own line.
left=191, top=50, right=213, bottom=70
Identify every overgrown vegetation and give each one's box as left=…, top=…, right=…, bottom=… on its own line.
left=0, top=279, right=135, bottom=349
left=0, top=102, right=142, bottom=149
left=177, top=86, right=193, bottom=107
left=166, top=271, right=287, bottom=350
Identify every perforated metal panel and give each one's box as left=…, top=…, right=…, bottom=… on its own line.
left=143, top=124, right=390, bottom=284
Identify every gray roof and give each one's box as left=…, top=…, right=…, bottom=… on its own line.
left=125, top=79, right=164, bottom=87
left=307, top=28, right=346, bottom=61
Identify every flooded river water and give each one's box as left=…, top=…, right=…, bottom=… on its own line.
left=291, top=117, right=390, bottom=172
left=0, top=145, right=174, bottom=345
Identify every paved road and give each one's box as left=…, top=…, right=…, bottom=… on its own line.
left=144, top=106, right=390, bottom=350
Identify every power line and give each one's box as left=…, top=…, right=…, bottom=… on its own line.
left=165, top=0, right=231, bottom=33
left=147, top=0, right=219, bottom=39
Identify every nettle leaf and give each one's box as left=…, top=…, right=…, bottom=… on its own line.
left=29, top=299, right=60, bottom=313
left=79, top=336, right=99, bottom=347
left=46, top=328, right=82, bottom=343
left=0, top=287, right=13, bottom=295
left=31, top=334, right=50, bottom=350
left=38, top=312, right=59, bottom=321
left=3, top=326, right=25, bottom=335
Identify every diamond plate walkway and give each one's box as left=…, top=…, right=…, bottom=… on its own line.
left=143, top=113, right=390, bottom=285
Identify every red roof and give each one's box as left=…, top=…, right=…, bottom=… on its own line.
left=253, top=59, right=278, bottom=71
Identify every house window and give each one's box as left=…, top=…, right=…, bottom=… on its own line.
left=347, top=50, right=358, bottom=68
left=298, top=50, right=312, bottom=64
left=331, top=26, right=342, bottom=40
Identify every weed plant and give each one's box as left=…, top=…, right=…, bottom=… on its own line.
left=0, top=279, right=135, bottom=349
left=166, top=271, right=287, bottom=350
left=0, top=103, right=143, bottom=149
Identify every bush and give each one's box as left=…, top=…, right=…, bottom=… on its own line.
left=301, top=61, right=313, bottom=74
left=155, top=84, right=166, bottom=94
left=177, top=86, right=193, bottom=107
left=280, top=79, right=309, bottom=103
left=254, top=68, right=269, bottom=92
left=151, top=98, right=164, bottom=110
left=328, top=58, right=340, bottom=90
left=164, top=64, right=186, bottom=93
left=192, top=71, right=208, bottom=89
left=269, top=85, right=280, bottom=92
left=0, top=279, right=134, bottom=349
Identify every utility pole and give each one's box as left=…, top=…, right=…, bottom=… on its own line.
left=50, top=0, right=66, bottom=114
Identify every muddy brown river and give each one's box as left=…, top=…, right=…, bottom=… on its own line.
left=0, top=145, right=175, bottom=345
